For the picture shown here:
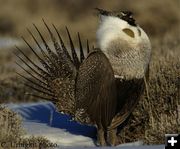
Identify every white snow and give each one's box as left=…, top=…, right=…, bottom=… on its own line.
left=23, top=121, right=95, bottom=147
left=4, top=102, right=165, bottom=149
left=0, top=37, right=20, bottom=49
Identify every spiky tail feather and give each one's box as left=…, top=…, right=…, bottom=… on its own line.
left=15, top=20, right=90, bottom=116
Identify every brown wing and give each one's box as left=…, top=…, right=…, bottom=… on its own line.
left=75, top=49, right=117, bottom=128
left=108, top=75, right=146, bottom=130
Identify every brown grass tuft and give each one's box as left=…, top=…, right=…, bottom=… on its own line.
left=0, top=106, right=24, bottom=143
left=0, top=106, right=54, bottom=149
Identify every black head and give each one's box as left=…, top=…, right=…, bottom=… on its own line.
left=95, top=8, right=137, bottom=26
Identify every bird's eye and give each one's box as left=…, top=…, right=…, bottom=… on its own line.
left=122, top=28, right=135, bottom=38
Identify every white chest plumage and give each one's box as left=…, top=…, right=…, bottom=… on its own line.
left=97, top=15, right=151, bottom=79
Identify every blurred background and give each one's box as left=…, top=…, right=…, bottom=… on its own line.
left=0, top=0, right=179, bottom=39
left=0, top=0, right=179, bottom=145
left=0, top=0, right=179, bottom=77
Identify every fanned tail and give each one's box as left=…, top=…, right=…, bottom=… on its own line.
left=15, top=20, right=90, bottom=116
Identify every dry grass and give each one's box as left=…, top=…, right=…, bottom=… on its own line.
left=0, top=106, right=54, bottom=149
left=0, top=0, right=179, bottom=146
left=0, top=76, right=39, bottom=104
left=0, top=106, right=23, bottom=142
left=0, top=0, right=179, bottom=40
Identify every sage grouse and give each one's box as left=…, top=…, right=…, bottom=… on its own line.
left=16, top=8, right=151, bottom=146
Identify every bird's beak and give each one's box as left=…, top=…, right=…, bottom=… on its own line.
left=95, top=8, right=110, bottom=22
left=95, top=8, right=109, bottom=16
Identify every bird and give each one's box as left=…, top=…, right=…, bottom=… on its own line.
left=15, top=8, right=151, bottom=146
